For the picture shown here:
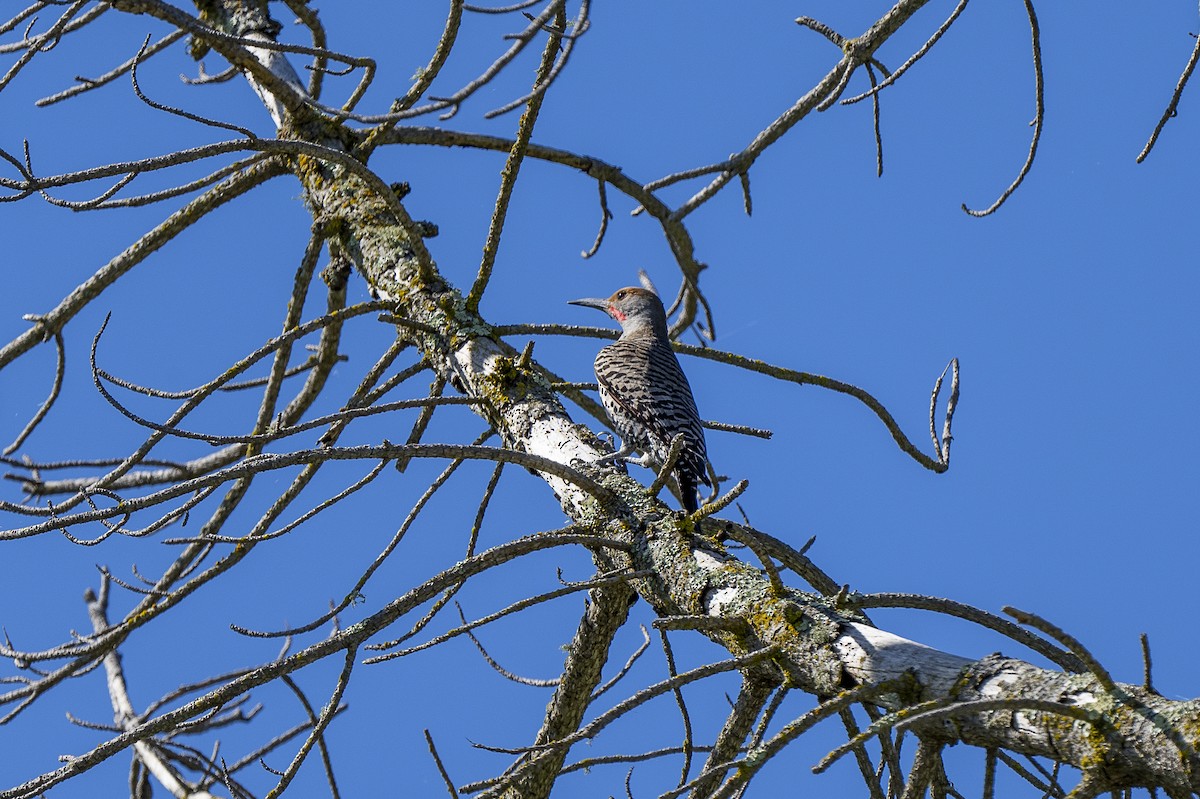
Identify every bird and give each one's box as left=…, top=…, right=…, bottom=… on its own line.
left=569, top=285, right=710, bottom=512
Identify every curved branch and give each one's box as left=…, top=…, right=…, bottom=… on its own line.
left=961, top=0, right=1043, bottom=217
left=3, top=328, right=63, bottom=455
left=493, top=322, right=957, bottom=472
left=35, top=28, right=186, bottom=107
left=373, top=128, right=707, bottom=332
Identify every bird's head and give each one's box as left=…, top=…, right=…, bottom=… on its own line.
left=568, top=286, right=667, bottom=336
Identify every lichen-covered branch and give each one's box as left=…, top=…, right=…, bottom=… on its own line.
left=193, top=3, right=1200, bottom=798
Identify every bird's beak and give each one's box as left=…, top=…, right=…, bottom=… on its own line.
left=568, top=298, right=610, bottom=312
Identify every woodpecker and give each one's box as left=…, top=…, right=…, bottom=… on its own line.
left=569, top=286, right=710, bottom=512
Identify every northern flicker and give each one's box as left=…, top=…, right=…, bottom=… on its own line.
left=569, top=286, right=710, bottom=512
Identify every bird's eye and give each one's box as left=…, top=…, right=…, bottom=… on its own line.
left=615, top=290, right=627, bottom=299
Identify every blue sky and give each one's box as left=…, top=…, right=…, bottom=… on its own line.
left=2, top=2, right=1198, bottom=796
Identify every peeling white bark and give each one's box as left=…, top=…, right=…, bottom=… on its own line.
left=240, top=31, right=304, bottom=129
left=836, top=622, right=973, bottom=692
left=453, top=337, right=607, bottom=514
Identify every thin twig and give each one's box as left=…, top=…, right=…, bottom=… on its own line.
left=425, top=730, right=459, bottom=799
left=1141, top=633, right=1157, bottom=695
left=581, top=177, right=613, bottom=258
left=961, top=0, right=1042, bottom=216
left=466, top=1, right=564, bottom=312
left=1137, top=26, right=1200, bottom=162
left=3, top=329, right=63, bottom=455
left=656, top=628, right=695, bottom=788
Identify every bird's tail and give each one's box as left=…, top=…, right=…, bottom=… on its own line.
left=679, top=473, right=700, bottom=513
